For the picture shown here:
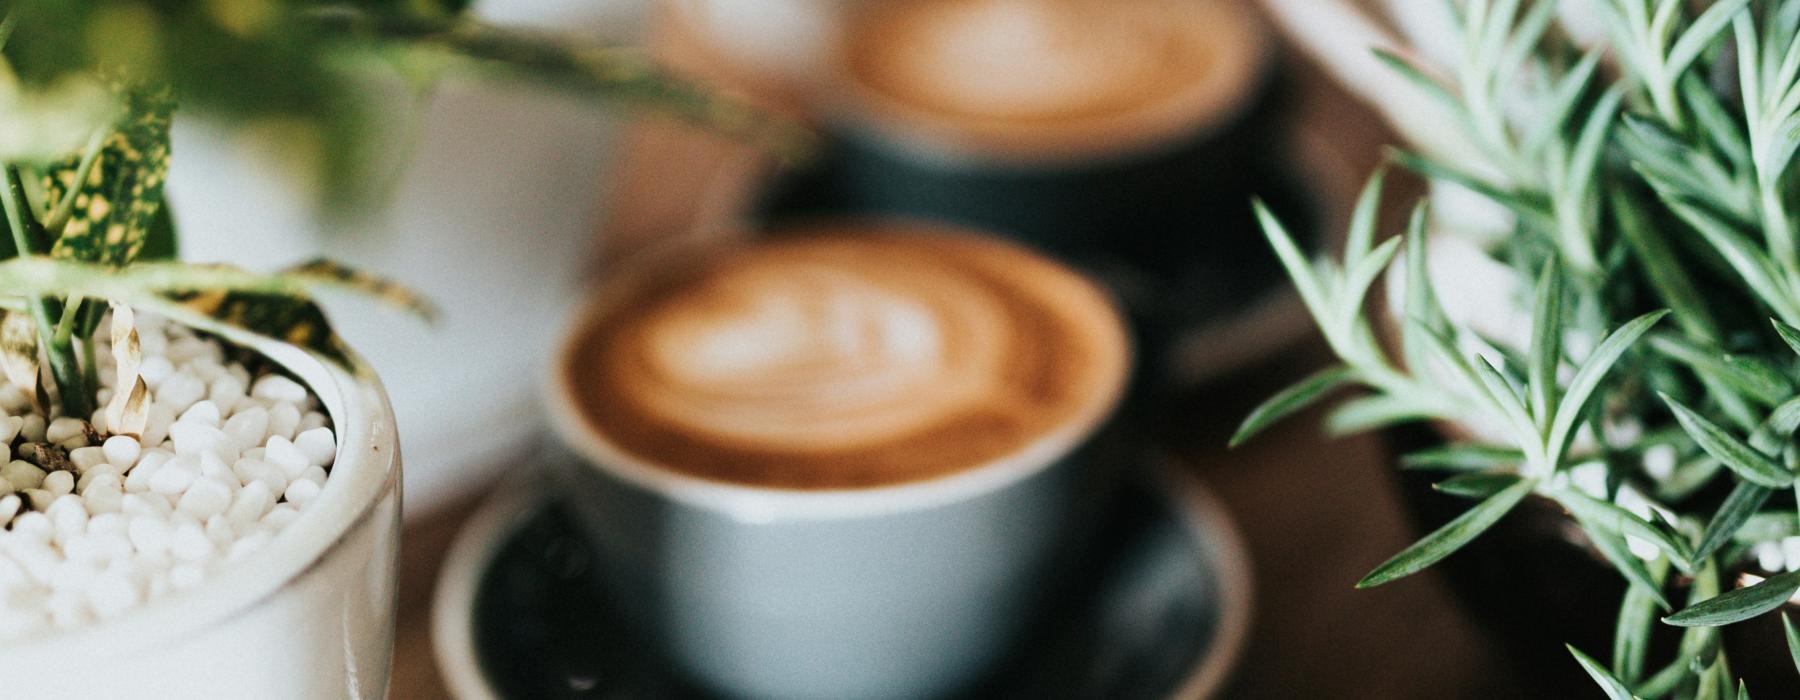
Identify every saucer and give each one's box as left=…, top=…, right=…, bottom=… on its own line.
left=432, top=459, right=1254, bottom=699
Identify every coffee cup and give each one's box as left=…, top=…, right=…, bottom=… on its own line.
left=545, top=222, right=1132, bottom=699
left=757, top=0, right=1292, bottom=388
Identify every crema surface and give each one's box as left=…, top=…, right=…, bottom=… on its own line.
left=565, top=227, right=1129, bottom=489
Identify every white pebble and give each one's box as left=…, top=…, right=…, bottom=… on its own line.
left=68, top=447, right=106, bottom=473
left=86, top=513, right=125, bottom=536
left=156, top=372, right=206, bottom=413
left=2, top=461, right=45, bottom=490
left=264, top=436, right=309, bottom=478
left=226, top=482, right=274, bottom=530
left=0, top=495, right=19, bottom=523
left=231, top=459, right=286, bottom=496
left=42, top=471, right=73, bottom=497
left=283, top=478, right=321, bottom=507
left=126, top=518, right=172, bottom=558
left=222, top=407, right=269, bottom=453
left=251, top=375, right=308, bottom=404
left=228, top=531, right=271, bottom=561
left=0, top=416, right=21, bottom=444
left=269, top=403, right=301, bottom=442
left=119, top=493, right=172, bottom=519
left=76, top=465, right=121, bottom=493
left=45, top=418, right=86, bottom=446
left=207, top=376, right=246, bottom=415
left=177, top=400, right=221, bottom=428
left=10, top=512, right=50, bottom=542
left=46, top=590, right=88, bottom=629
left=169, top=521, right=213, bottom=562
left=137, top=355, right=174, bottom=386
left=140, top=405, right=174, bottom=448
left=298, top=412, right=328, bottom=433
left=21, top=490, right=54, bottom=512
left=261, top=505, right=299, bottom=530
left=170, top=422, right=235, bottom=461
left=102, top=436, right=141, bottom=469
left=18, top=415, right=44, bottom=443
left=147, top=458, right=198, bottom=497
left=204, top=516, right=235, bottom=549
left=177, top=477, right=232, bottom=520
left=45, top=496, right=87, bottom=545
left=294, top=427, right=336, bottom=467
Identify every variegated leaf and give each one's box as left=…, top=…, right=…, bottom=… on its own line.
left=43, top=85, right=174, bottom=267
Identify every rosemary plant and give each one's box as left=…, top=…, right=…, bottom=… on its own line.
left=1237, top=1, right=1800, bottom=695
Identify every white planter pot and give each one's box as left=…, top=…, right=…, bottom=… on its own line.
left=167, top=0, right=644, bottom=517
left=0, top=330, right=401, bottom=699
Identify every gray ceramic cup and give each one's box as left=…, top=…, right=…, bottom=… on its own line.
left=544, top=285, right=1130, bottom=700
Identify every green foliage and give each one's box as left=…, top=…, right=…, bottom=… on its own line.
left=1237, top=0, right=1800, bottom=694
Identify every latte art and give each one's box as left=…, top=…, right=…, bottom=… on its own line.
left=838, top=0, right=1267, bottom=160
left=632, top=258, right=1008, bottom=452
left=564, top=227, right=1130, bottom=489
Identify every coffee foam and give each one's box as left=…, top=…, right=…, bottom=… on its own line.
left=564, top=226, right=1129, bottom=490
left=836, top=0, right=1268, bottom=162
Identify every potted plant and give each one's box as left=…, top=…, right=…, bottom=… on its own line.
left=1238, top=1, right=1800, bottom=696
left=0, top=1, right=792, bottom=695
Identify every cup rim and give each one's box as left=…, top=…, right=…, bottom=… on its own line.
left=0, top=322, right=399, bottom=660
left=544, top=224, right=1133, bottom=522
left=815, top=0, right=1274, bottom=170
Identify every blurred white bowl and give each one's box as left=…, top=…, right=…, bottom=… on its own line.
left=167, top=0, right=646, bottom=518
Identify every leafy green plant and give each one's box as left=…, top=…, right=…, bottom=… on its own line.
left=0, top=1, right=804, bottom=419
left=1237, top=1, right=1800, bottom=695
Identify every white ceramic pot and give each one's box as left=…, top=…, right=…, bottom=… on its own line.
left=166, top=0, right=645, bottom=518
left=0, top=329, right=401, bottom=699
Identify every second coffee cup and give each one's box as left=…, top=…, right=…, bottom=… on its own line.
left=546, top=221, right=1134, bottom=699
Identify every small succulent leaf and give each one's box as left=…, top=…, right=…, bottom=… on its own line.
left=1433, top=472, right=1522, bottom=499
left=1664, top=570, right=1800, bottom=627
left=1647, top=334, right=1792, bottom=406
left=1614, top=556, right=1672, bottom=682
left=1472, top=354, right=1542, bottom=451
left=1554, top=488, right=1694, bottom=570
left=1324, top=395, right=1439, bottom=435
left=0, top=311, right=39, bottom=405
left=1401, top=202, right=1442, bottom=375
left=1670, top=0, right=1753, bottom=77
left=1547, top=311, right=1672, bottom=465
left=1774, top=318, right=1800, bottom=358
left=1568, top=644, right=1637, bottom=700
left=1662, top=198, right=1800, bottom=325
left=104, top=302, right=147, bottom=437
left=1336, top=236, right=1402, bottom=338
left=1783, top=613, right=1800, bottom=677
left=43, top=86, right=174, bottom=267
left=1254, top=200, right=1330, bottom=329
left=1401, top=444, right=1527, bottom=471
left=1695, top=482, right=1774, bottom=562
left=1612, top=187, right=1720, bottom=340
left=1343, top=167, right=1387, bottom=263
left=1683, top=80, right=1752, bottom=170
left=1356, top=478, right=1536, bottom=589
left=1522, top=50, right=1603, bottom=154
left=1392, top=150, right=1548, bottom=220
left=1230, top=366, right=1355, bottom=448
left=1738, top=680, right=1750, bottom=700
left=1663, top=393, right=1796, bottom=488
left=1528, top=256, right=1563, bottom=428
left=1370, top=49, right=1461, bottom=112
left=1585, top=523, right=1675, bottom=613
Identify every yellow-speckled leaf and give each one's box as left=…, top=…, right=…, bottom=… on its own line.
left=43, top=86, right=174, bottom=267
left=0, top=312, right=39, bottom=408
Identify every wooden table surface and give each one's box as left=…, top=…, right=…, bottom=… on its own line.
left=387, top=7, right=1532, bottom=698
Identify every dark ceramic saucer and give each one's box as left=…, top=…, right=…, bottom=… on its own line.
left=432, top=459, right=1252, bottom=699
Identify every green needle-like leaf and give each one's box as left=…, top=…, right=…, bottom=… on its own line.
left=1433, top=472, right=1522, bottom=499
left=1670, top=0, right=1754, bottom=77
left=1555, top=488, right=1694, bottom=570
left=1569, top=644, right=1637, bottom=700
left=1774, top=318, right=1800, bottom=358
left=1528, top=257, right=1564, bottom=430
left=1695, top=482, right=1775, bottom=562
left=1230, top=366, right=1355, bottom=448
left=1254, top=200, right=1330, bottom=328
left=1663, top=393, right=1796, bottom=488
left=1357, top=478, right=1537, bottom=588
left=1614, top=556, right=1672, bottom=682
left=1783, top=613, right=1800, bottom=676
left=1401, top=444, right=1528, bottom=471
left=1547, top=311, right=1672, bottom=466
left=1664, top=570, right=1800, bottom=627
left=1648, top=334, right=1793, bottom=406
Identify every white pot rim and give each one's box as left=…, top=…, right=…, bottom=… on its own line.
left=0, top=325, right=399, bottom=662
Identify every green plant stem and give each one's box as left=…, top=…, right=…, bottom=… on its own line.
left=0, top=166, right=91, bottom=418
